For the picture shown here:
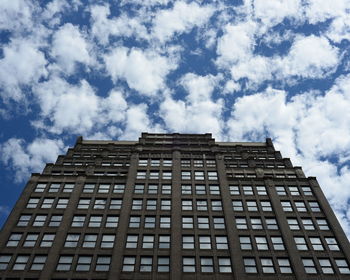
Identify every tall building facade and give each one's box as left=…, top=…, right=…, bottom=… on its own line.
left=0, top=133, right=350, bottom=280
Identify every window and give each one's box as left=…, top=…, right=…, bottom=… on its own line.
left=158, top=257, right=170, bottom=272
left=265, top=218, right=278, bottom=230
left=57, top=198, right=68, bottom=209
left=182, top=185, right=192, bottom=194
left=183, top=257, right=195, bottom=272
left=163, top=171, right=172, bottom=180
left=181, top=160, right=191, bottom=167
left=7, top=233, right=22, bottom=247
left=229, top=185, right=240, bottom=195
left=261, top=258, right=275, bottom=273
left=236, top=218, right=248, bottom=229
left=88, top=215, right=102, bottom=227
left=113, top=184, right=125, bottom=193
left=137, top=171, right=147, bottom=179
left=162, top=184, right=171, bottom=194
left=161, top=199, right=171, bottom=210
left=151, top=159, right=160, bottom=166
left=275, top=186, right=286, bottom=196
left=196, top=200, right=208, bottom=211
left=41, top=198, right=54, bottom=208
left=134, top=184, right=144, bottom=194
left=240, top=236, right=252, bottom=250
left=309, top=201, right=321, bottom=212
left=110, top=199, right=122, bottom=209
left=182, top=217, right=194, bottom=229
left=159, top=235, right=170, bottom=249
left=18, top=215, right=31, bottom=226
left=160, top=216, right=171, bottom=228
left=255, top=236, right=268, bottom=250
left=0, top=255, right=11, bottom=270
left=83, top=234, right=97, bottom=248
left=302, top=186, right=313, bottom=196
left=146, top=199, right=157, bottom=210
left=182, top=236, right=194, bottom=249
left=94, top=199, right=106, bottom=209
left=209, top=185, right=220, bottom=195
left=325, top=237, right=340, bottom=251
left=232, top=200, right=243, bottom=211
left=295, top=201, right=307, bottom=212
left=302, top=258, right=317, bottom=274
left=316, top=218, right=329, bottom=230
left=122, top=256, right=136, bottom=272
left=139, top=159, right=148, bottom=166
left=194, top=160, right=203, bottom=167
left=250, top=218, right=262, bottom=229
left=211, top=200, right=222, bottom=211
left=49, top=183, right=60, bottom=192
left=199, top=236, right=211, bottom=249
left=335, top=259, right=350, bottom=274
left=194, top=171, right=205, bottom=180
left=256, top=186, right=267, bottom=195
left=63, top=183, right=74, bottom=193
left=181, top=171, right=191, bottom=180
left=140, top=257, right=153, bottom=272
left=195, top=185, right=206, bottom=195
left=96, top=256, right=111, bottom=271
left=310, top=237, right=324, bottom=250
left=13, top=255, right=29, bottom=270
left=271, top=236, right=285, bottom=250
left=34, top=232, right=52, bottom=248
left=129, top=216, right=141, bottom=228
left=30, top=255, right=47, bottom=270
left=281, top=201, right=293, bottom=212
left=26, top=198, right=39, bottom=208
left=244, top=258, right=257, bottom=273
left=148, top=184, right=158, bottom=194
left=126, top=235, right=138, bottom=248
left=319, top=258, right=334, bottom=274
left=72, top=215, right=85, bottom=227
left=33, top=215, right=47, bottom=227
left=163, top=159, right=172, bottom=166
left=200, top=257, right=214, bottom=272
left=23, top=233, right=39, bottom=247
left=206, top=160, right=216, bottom=167
left=144, top=216, right=155, bottom=228
left=216, top=236, right=228, bottom=249
left=132, top=199, right=143, bottom=210
left=261, top=201, right=272, bottom=211
left=150, top=171, right=159, bottom=179
left=294, top=237, right=308, bottom=250
left=243, top=186, right=253, bottom=195
left=142, top=235, right=154, bottom=249
left=182, top=200, right=192, bottom=211
left=83, top=184, right=95, bottom=193
left=288, top=186, right=300, bottom=196
left=35, top=183, right=46, bottom=192
left=49, top=215, right=62, bottom=227
left=197, top=217, right=209, bottom=229
left=64, top=234, right=80, bottom=247
left=106, top=216, right=118, bottom=227
left=75, top=256, right=92, bottom=271
left=213, top=217, right=225, bottom=229
left=287, top=218, right=300, bottom=230
left=247, top=201, right=258, bottom=211
left=277, top=258, right=292, bottom=273
left=302, top=218, right=315, bottom=230
left=208, top=171, right=218, bottom=180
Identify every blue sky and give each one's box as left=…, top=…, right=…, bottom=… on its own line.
left=0, top=0, right=350, bottom=236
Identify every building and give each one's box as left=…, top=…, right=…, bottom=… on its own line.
left=0, top=132, right=350, bottom=280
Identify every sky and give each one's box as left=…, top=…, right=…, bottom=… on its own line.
left=0, top=0, right=350, bottom=237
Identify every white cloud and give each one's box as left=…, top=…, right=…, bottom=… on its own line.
left=104, top=47, right=176, bottom=96
left=0, top=138, right=65, bottom=182
left=33, top=77, right=128, bottom=134
left=304, top=0, right=348, bottom=24
left=50, top=23, right=91, bottom=74
left=0, top=39, right=48, bottom=102
left=152, top=1, right=214, bottom=42
left=326, top=15, right=350, bottom=43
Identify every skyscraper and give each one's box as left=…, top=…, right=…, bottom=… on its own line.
left=0, top=133, right=350, bottom=279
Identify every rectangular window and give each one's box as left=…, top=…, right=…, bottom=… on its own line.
left=106, top=216, right=118, bottom=228
left=40, top=233, right=56, bottom=247
left=151, top=159, right=160, bottom=166
left=26, top=198, right=40, bottom=208
left=208, top=171, right=218, bottom=180
left=281, top=201, right=293, bottom=212
left=302, top=186, right=313, bottom=196
left=110, top=199, right=122, bottom=209
left=96, top=256, right=111, bottom=271
left=57, top=255, right=73, bottom=271
left=288, top=186, right=300, bottom=196
left=316, top=219, right=329, bottom=230
left=35, top=183, right=46, bottom=192
left=144, top=216, right=156, bottom=228
left=13, top=255, right=29, bottom=270
left=196, top=200, right=208, bottom=211
left=325, top=237, right=340, bottom=251
left=163, top=159, right=172, bottom=166
left=159, top=235, right=170, bottom=249
left=182, top=235, right=194, bottom=249
left=160, top=216, right=171, bottom=228
left=134, top=184, right=144, bottom=194
left=309, top=201, right=321, bottom=212
left=213, top=217, right=225, bottom=229
left=56, top=198, right=69, bottom=209
left=277, top=258, right=292, bottom=273
left=199, top=236, right=211, bottom=249
left=275, top=186, right=286, bottom=196
left=229, top=185, right=240, bottom=195
left=142, top=235, right=154, bottom=249
left=247, top=201, right=258, bottom=211
left=162, top=171, right=172, bottom=180
left=88, top=216, right=102, bottom=227
left=206, top=160, right=216, bottom=167
left=49, top=183, right=60, bottom=192
left=302, top=258, right=317, bottom=274
left=0, top=255, right=11, bottom=270
left=255, top=236, right=268, bottom=250
left=140, top=256, right=153, bottom=272
left=182, top=200, right=193, bottom=211
left=148, top=184, right=158, bottom=194
left=65, top=234, right=80, bottom=247
left=150, top=171, right=159, bottom=179
left=132, top=199, right=143, bottom=210
left=18, top=215, right=31, bottom=226
left=335, top=259, right=350, bottom=274
left=200, top=257, right=213, bottom=272
left=138, top=159, right=148, bottom=166
left=83, top=234, right=97, bottom=248
left=161, top=199, right=171, bottom=210
left=287, top=219, right=300, bottom=230
left=146, top=199, right=157, bottom=210
left=195, top=185, right=206, bottom=195
left=250, top=218, right=262, bottom=230
left=294, top=237, right=308, bottom=250
left=162, top=184, right=171, bottom=194
left=181, top=185, right=192, bottom=195
left=266, top=218, right=278, bottom=230
left=181, top=171, right=191, bottom=180
left=83, top=184, right=95, bottom=193
left=302, top=219, right=315, bottom=230
left=137, top=171, right=146, bottom=179
left=211, top=200, right=222, bottom=211
left=113, top=184, right=125, bottom=193
left=23, top=233, right=39, bottom=247
left=219, top=258, right=232, bottom=273
left=194, top=160, right=203, bottom=167
left=41, top=198, right=54, bottom=208
left=295, top=201, right=307, bottom=212
left=236, top=218, right=248, bottom=229
left=76, top=256, right=92, bottom=271
left=98, top=184, right=110, bottom=193
left=122, top=256, right=136, bottom=272
left=261, top=201, right=272, bottom=211
left=261, top=258, right=275, bottom=273
left=183, top=257, right=195, bottom=272
left=63, top=183, right=74, bottom=193
left=232, top=200, right=243, bottom=211
left=243, top=186, right=253, bottom=195
left=126, top=235, right=138, bottom=248
left=256, top=186, right=267, bottom=195
left=240, top=236, right=252, bottom=250
left=209, top=185, right=220, bottom=195
left=271, top=236, right=285, bottom=250
left=7, top=233, right=22, bottom=247
left=33, top=215, right=47, bottom=227
left=94, top=199, right=106, bottom=209
left=244, top=258, right=257, bottom=273
left=30, top=255, right=47, bottom=271
left=72, top=215, right=85, bottom=227
left=182, top=217, right=194, bottom=229
left=181, top=160, right=191, bottom=167
left=310, top=237, right=324, bottom=251
left=195, top=171, right=205, bottom=180
left=319, top=258, right=334, bottom=274
left=216, top=236, right=228, bottom=249
left=158, top=257, right=170, bottom=272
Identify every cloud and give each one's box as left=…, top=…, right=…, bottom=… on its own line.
left=152, top=1, right=215, bottom=42
left=304, top=0, right=348, bottom=24
left=0, top=138, right=65, bottom=182
left=0, top=39, right=48, bottom=102
left=326, top=16, right=350, bottom=43
left=104, top=47, right=176, bottom=96
left=50, top=23, right=92, bottom=75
